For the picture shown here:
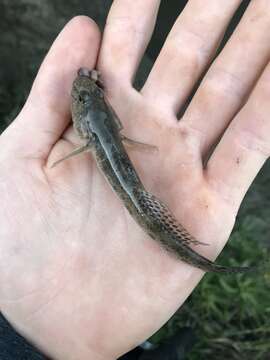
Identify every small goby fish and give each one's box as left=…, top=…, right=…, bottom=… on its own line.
left=52, top=68, right=255, bottom=274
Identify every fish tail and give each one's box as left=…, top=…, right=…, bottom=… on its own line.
left=136, top=189, right=259, bottom=274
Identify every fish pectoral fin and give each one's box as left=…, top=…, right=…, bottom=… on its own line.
left=50, top=143, right=92, bottom=168
left=121, top=135, right=158, bottom=153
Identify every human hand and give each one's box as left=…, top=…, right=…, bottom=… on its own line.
left=1, top=1, right=270, bottom=359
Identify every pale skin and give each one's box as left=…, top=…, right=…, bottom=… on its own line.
left=0, top=0, right=270, bottom=359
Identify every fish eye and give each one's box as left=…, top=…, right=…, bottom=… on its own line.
left=78, top=90, right=90, bottom=104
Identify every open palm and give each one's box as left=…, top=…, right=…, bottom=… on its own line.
left=1, top=1, right=270, bottom=359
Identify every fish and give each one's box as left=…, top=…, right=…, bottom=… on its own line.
left=52, top=67, right=255, bottom=274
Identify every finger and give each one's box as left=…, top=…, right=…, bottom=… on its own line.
left=183, top=0, right=270, bottom=157
left=99, top=0, right=160, bottom=84
left=142, top=0, right=242, bottom=114
left=206, top=60, right=270, bottom=212
left=1, top=16, right=100, bottom=160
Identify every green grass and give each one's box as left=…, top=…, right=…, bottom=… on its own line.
left=151, top=215, right=270, bottom=360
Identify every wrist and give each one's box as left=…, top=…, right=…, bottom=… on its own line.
left=0, top=313, right=117, bottom=360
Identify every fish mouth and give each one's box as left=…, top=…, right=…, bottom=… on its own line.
left=78, top=67, right=100, bottom=82
left=77, top=67, right=91, bottom=77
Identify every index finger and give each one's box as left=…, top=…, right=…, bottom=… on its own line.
left=1, top=16, right=100, bottom=160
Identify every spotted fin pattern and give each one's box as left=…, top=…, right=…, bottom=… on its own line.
left=136, top=189, right=256, bottom=274
left=137, top=190, right=207, bottom=247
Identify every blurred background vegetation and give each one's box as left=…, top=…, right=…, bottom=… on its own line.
left=1, top=0, right=269, bottom=359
